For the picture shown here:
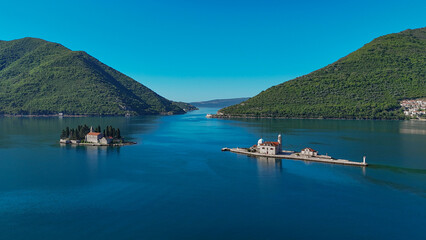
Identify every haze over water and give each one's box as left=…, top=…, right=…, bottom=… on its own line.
left=0, top=108, right=425, bottom=239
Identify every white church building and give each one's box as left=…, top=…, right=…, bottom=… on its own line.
left=85, top=127, right=112, bottom=144
left=257, top=134, right=282, bottom=155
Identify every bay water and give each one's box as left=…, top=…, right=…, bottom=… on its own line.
left=0, top=108, right=425, bottom=239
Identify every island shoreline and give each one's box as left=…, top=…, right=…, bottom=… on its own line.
left=60, top=141, right=137, bottom=147
left=209, top=114, right=410, bottom=121
left=225, top=148, right=368, bottom=167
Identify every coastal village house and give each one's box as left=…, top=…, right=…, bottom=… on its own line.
left=257, top=134, right=282, bottom=155
left=300, top=148, right=318, bottom=157
left=85, top=127, right=112, bottom=144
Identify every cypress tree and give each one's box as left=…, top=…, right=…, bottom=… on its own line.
left=82, top=125, right=90, bottom=136
left=75, top=130, right=80, bottom=140
left=116, top=128, right=121, bottom=139
left=107, top=126, right=112, bottom=137
left=69, top=129, right=75, bottom=140
left=60, top=129, right=67, bottom=139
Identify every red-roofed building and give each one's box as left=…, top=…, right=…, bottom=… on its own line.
left=257, top=134, right=282, bottom=155
left=85, top=127, right=104, bottom=143
left=301, top=147, right=318, bottom=157
left=87, top=132, right=101, bottom=136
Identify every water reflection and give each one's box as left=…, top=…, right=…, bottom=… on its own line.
left=255, top=157, right=283, bottom=171
left=399, top=120, right=426, bottom=135
left=60, top=144, right=121, bottom=156
left=0, top=115, right=161, bottom=147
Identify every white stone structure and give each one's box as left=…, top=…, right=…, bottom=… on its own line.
left=86, top=132, right=103, bottom=143
left=60, top=139, right=70, bottom=144
left=99, top=137, right=113, bottom=145
left=300, top=148, right=318, bottom=157
left=85, top=127, right=104, bottom=143
left=257, top=134, right=282, bottom=155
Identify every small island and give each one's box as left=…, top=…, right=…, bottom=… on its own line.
left=223, top=134, right=367, bottom=167
left=59, top=125, right=136, bottom=146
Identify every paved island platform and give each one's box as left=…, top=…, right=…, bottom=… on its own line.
left=60, top=141, right=137, bottom=147
left=223, top=148, right=368, bottom=167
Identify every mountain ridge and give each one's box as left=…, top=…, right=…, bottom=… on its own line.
left=219, top=27, right=426, bottom=120
left=191, top=97, right=250, bottom=108
left=0, top=37, right=187, bottom=116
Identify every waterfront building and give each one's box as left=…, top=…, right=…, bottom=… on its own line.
left=257, top=134, right=282, bottom=155
left=85, top=127, right=104, bottom=143
left=59, top=139, right=70, bottom=144
left=99, top=136, right=113, bottom=145
left=300, top=148, right=318, bottom=157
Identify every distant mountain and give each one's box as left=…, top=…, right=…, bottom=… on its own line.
left=191, top=97, right=250, bottom=108
left=220, top=28, right=426, bottom=119
left=172, top=101, right=198, bottom=112
left=0, top=37, right=186, bottom=116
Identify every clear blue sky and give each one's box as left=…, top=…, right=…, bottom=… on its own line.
left=1, top=0, right=425, bottom=102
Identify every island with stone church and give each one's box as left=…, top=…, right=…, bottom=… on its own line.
left=222, top=134, right=367, bottom=167
left=59, top=125, right=136, bottom=146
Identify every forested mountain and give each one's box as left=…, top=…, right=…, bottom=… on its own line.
left=220, top=28, right=426, bottom=119
left=191, top=97, right=250, bottom=108
left=0, top=37, right=186, bottom=115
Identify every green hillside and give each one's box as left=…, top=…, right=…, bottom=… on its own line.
left=220, top=28, right=426, bottom=119
left=0, top=37, right=186, bottom=115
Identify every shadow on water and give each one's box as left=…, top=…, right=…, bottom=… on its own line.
left=363, top=175, right=426, bottom=198
left=368, top=164, right=426, bottom=175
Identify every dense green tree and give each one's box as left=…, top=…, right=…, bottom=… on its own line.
left=220, top=28, right=426, bottom=120
left=69, top=129, right=77, bottom=140
left=79, top=125, right=90, bottom=138
left=0, top=37, right=189, bottom=116
left=60, top=125, right=98, bottom=141
left=60, top=129, right=67, bottom=139
left=116, top=128, right=121, bottom=139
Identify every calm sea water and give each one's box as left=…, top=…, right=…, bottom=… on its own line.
left=0, top=108, right=425, bottom=240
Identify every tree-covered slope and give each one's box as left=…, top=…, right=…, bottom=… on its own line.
left=0, top=37, right=185, bottom=115
left=191, top=97, right=250, bottom=108
left=220, top=28, right=426, bottom=119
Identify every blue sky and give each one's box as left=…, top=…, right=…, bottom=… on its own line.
left=1, top=0, right=425, bottom=102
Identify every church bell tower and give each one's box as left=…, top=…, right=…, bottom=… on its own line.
left=278, top=134, right=282, bottom=151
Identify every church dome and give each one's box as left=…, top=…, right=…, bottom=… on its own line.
left=257, top=138, right=264, bottom=145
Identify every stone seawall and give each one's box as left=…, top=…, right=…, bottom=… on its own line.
left=226, top=148, right=367, bottom=167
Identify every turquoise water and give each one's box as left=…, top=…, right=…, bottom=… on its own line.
left=0, top=108, right=425, bottom=239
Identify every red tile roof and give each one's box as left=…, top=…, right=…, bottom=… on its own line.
left=87, top=132, right=101, bottom=136
left=302, top=147, right=317, bottom=152
left=261, top=141, right=280, bottom=146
